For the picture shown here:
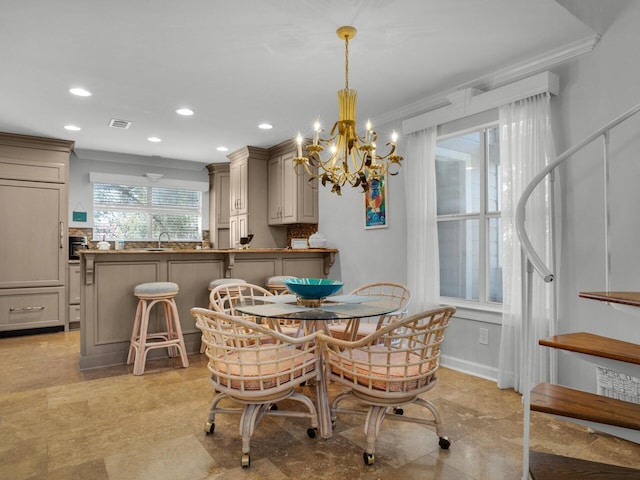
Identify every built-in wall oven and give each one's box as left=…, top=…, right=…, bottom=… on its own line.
left=69, top=236, right=88, bottom=260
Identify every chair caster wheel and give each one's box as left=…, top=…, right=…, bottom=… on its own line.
left=306, top=427, right=317, bottom=438
left=439, top=436, right=451, bottom=450
left=205, top=422, right=215, bottom=434
left=393, top=407, right=404, bottom=415
left=363, top=451, right=375, bottom=465
left=241, top=453, right=250, bottom=468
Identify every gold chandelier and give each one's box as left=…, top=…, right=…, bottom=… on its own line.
left=293, top=26, right=403, bottom=195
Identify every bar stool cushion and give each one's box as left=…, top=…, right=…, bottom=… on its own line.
left=134, top=282, right=179, bottom=297
left=265, top=275, right=296, bottom=287
left=209, top=278, right=246, bottom=290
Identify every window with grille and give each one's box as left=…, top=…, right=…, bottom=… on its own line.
left=436, top=124, right=502, bottom=306
left=93, top=183, right=202, bottom=241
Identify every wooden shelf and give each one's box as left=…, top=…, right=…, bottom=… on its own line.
left=579, top=291, right=640, bottom=307
left=529, top=451, right=640, bottom=479
left=539, top=332, right=640, bottom=365
left=531, top=383, right=640, bottom=431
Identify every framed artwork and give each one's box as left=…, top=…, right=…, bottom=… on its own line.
left=364, top=175, right=388, bottom=229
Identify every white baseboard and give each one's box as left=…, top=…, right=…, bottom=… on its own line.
left=441, top=354, right=499, bottom=382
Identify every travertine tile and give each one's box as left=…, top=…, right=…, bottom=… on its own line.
left=1, top=329, right=640, bottom=479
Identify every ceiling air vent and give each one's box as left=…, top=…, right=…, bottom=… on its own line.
left=108, top=118, right=132, bottom=129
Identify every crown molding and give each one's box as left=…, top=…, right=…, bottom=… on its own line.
left=374, top=34, right=600, bottom=127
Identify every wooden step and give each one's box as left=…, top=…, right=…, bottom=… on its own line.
left=539, top=332, right=640, bottom=365
left=579, top=291, right=640, bottom=307
left=529, top=451, right=640, bottom=479
left=531, top=383, right=640, bottom=431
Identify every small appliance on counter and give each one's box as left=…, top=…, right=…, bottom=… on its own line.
left=239, top=234, right=254, bottom=250
left=308, top=233, right=327, bottom=248
left=69, top=236, right=88, bottom=260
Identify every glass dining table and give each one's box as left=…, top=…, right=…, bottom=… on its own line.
left=234, top=293, right=399, bottom=439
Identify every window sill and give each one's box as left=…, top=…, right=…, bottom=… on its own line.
left=439, top=298, right=503, bottom=325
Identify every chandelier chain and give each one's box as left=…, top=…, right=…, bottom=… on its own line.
left=344, top=36, right=349, bottom=90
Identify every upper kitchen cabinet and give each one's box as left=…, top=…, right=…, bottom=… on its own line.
left=207, top=163, right=230, bottom=249
left=227, top=146, right=285, bottom=248
left=267, top=140, right=318, bottom=225
left=0, top=133, right=74, bottom=331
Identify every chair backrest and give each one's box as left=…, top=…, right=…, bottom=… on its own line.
left=209, top=282, right=274, bottom=315
left=350, top=282, right=412, bottom=328
left=317, top=306, right=455, bottom=399
left=191, top=307, right=320, bottom=399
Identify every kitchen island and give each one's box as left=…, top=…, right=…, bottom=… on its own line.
left=78, top=248, right=338, bottom=370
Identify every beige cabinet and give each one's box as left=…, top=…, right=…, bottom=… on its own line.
left=207, top=163, right=230, bottom=249
left=227, top=146, right=285, bottom=248
left=229, top=155, right=248, bottom=216
left=0, top=133, right=73, bottom=331
left=67, top=263, right=81, bottom=330
left=267, top=141, right=318, bottom=225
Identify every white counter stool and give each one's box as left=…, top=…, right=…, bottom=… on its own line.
left=127, top=281, right=189, bottom=375
left=265, top=275, right=297, bottom=295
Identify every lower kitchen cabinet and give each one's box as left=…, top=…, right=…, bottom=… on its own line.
left=0, top=286, right=65, bottom=331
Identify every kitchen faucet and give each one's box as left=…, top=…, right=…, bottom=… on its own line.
left=158, top=231, right=170, bottom=248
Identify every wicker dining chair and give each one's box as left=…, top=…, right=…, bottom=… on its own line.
left=192, top=307, right=321, bottom=468
left=317, top=306, right=455, bottom=466
left=209, top=282, right=303, bottom=337
left=327, top=282, right=412, bottom=340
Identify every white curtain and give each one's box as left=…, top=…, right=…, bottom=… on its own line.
left=404, top=127, right=439, bottom=313
left=497, top=93, right=557, bottom=392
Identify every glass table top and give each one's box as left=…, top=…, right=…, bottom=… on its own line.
left=233, top=294, right=398, bottom=320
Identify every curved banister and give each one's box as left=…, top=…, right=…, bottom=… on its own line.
left=515, top=102, right=640, bottom=282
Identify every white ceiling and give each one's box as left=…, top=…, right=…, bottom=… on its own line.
left=0, top=0, right=595, bottom=165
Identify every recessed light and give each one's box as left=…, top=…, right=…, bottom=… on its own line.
left=147, top=137, right=162, bottom=143
left=216, top=146, right=229, bottom=152
left=64, top=125, right=82, bottom=131
left=258, top=123, right=273, bottom=130
left=69, top=87, right=92, bottom=97
left=176, top=108, right=194, bottom=116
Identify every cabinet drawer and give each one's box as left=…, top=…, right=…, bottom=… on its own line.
left=68, top=305, right=81, bottom=328
left=68, top=264, right=81, bottom=304
left=0, top=287, right=64, bottom=331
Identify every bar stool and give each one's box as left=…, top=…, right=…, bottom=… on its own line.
left=265, top=275, right=297, bottom=295
left=208, top=278, right=247, bottom=308
left=127, top=281, right=189, bottom=375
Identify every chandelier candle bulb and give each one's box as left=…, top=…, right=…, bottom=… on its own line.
left=296, top=132, right=303, bottom=158
left=313, top=118, right=321, bottom=146
left=366, top=119, right=372, bottom=144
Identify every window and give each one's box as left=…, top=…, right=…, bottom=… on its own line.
left=436, top=124, right=502, bottom=306
left=93, top=183, right=202, bottom=241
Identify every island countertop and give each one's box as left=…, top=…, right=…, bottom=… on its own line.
left=78, top=246, right=339, bottom=370
left=80, top=247, right=338, bottom=254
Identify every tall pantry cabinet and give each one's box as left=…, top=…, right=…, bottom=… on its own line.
left=0, top=133, right=74, bottom=332
left=227, top=146, right=285, bottom=248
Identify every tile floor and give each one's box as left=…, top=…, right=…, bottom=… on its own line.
left=1, top=330, right=640, bottom=480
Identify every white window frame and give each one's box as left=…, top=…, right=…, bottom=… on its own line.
left=92, top=182, right=203, bottom=242
left=436, top=121, right=503, bottom=322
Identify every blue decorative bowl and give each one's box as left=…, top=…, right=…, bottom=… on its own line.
left=282, top=278, right=343, bottom=300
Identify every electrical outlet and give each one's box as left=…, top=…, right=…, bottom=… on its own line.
left=479, top=327, right=489, bottom=345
